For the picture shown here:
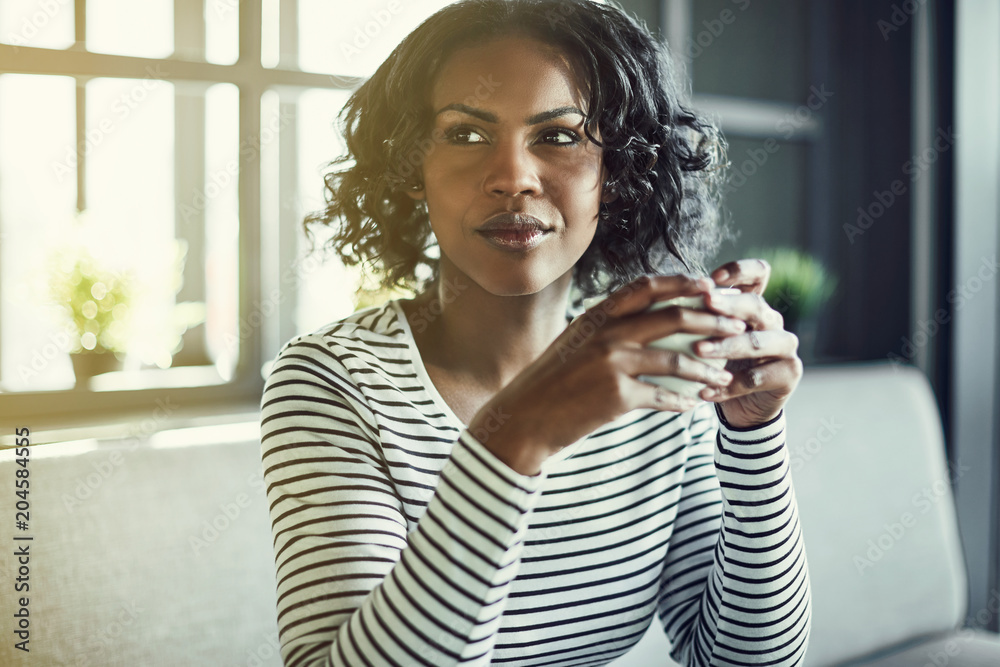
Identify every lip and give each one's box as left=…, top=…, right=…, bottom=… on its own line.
left=476, top=212, right=551, bottom=233
left=475, top=212, right=552, bottom=252
left=477, top=227, right=551, bottom=251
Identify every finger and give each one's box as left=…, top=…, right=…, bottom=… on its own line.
left=698, top=357, right=802, bottom=402
left=619, top=346, right=735, bottom=387
left=702, top=291, right=783, bottom=331
left=694, top=329, right=798, bottom=361
left=711, top=258, right=770, bottom=294
left=597, top=274, right=714, bottom=319
left=628, top=377, right=701, bottom=413
left=620, top=306, right=746, bottom=346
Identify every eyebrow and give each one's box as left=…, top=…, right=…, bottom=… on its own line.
left=434, top=104, right=585, bottom=125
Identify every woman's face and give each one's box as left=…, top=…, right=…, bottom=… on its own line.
left=411, top=36, right=610, bottom=297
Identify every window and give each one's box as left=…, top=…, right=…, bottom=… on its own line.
left=0, top=0, right=465, bottom=426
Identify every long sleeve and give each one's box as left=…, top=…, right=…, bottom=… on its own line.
left=260, top=339, right=548, bottom=667
left=657, top=401, right=811, bottom=666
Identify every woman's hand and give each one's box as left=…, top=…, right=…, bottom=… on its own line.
left=695, top=259, right=803, bottom=428
left=468, top=274, right=748, bottom=475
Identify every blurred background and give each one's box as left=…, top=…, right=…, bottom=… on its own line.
left=0, top=0, right=996, bottom=661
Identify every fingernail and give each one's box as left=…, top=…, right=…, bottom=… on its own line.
left=696, top=277, right=713, bottom=290
left=713, top=370, right=733, bottom=384
left=715, top=269, right=729, bottom=282
left=699, top=342, right=717, bottom=355
left=702, top=388, right=719, bottom=399
left=725, top=319, right=746, bottom=333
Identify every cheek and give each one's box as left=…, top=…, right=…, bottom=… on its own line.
left=544, top=159, right=603, bottom=214
left=424, top=148, right=478, bottom=181
left=422, top=153, right=473, bottom=209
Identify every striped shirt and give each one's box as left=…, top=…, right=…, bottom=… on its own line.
left=259, top=298, right=811, bottom=667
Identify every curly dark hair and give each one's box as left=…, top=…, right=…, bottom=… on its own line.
left=304, top=0, right=730, bottom=300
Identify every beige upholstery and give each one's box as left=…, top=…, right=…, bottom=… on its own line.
left=0, top=436, right=281, bottom=667
left=1, top=362, right=997, bottom=666
left=614, top=362, right=999, bottom=666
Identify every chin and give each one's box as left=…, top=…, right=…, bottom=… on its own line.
left=481, top=276, right=549, bottom=297
left=477, top=262, right=572, bottom=299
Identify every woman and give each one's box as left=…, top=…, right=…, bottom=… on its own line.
left=260, top=1, right=810, bottom=665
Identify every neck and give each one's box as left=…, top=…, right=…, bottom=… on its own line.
left=407, top=266, right=574, bottom=392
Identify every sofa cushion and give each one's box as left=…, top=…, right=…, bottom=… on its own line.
left=785, top=363, right=968, bottom=665
left=0, top=432, right=281, bottom=667
left=857, top=630, right=1000, bottom=666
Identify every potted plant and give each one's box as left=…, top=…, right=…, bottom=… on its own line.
left=48, top=245, right=135, bottom=387
left=751, top=247, right=837, bottom=361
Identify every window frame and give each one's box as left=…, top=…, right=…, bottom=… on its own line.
left=0, top=0, right=362, bottom=432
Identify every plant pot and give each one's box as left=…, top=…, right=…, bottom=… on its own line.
left=70, top=351, right=123, bottom=388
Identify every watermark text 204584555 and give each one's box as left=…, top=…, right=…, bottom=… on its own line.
left=11, top=427, right=33, bottom=653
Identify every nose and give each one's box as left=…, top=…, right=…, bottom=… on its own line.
left=482, top=140, right=542, bottom=197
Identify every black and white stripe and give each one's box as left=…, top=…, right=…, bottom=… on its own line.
left=260, top=300, right=811, bottom=666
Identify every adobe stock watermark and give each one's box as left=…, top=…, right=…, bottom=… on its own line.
left=76, top=601, right=145, bottom=667
left=339, top=1, right=404, bottom=63
left=877, top=0, right=928, bottom=41
left=189, top=469, right=267, bottom=555
left=16, top=324, right=77, bottom=384
left=853, top=458, right=970, bottom=575
left=684, top=0, right=751, bottom=61
left=60, top=397, right=180, bottom=512
left=223, top=247, right=328, bottom=353
left=527, top=451, right=633, bottom=551
left=245, top=630, right=281, bottom=667
left=211, top=0, right=239, bottom=20
left=385, top=74, right=501, bottom=190
left=405, top=276, right=469, bottom=335
left=844, top=125, right=956, bottom=244
left=178, top=107, right=296, bottom=224
left=888, top=254, right=998, bottom=371
left=543, top=0, right=583, bottom=29
left=52, top=66, right=168, bottom=183
left=765, top=286, right=807, bottom=323
left=555, top=282, right=643, bottom=362
left=3, top=0, right=72, bottom=53
left=918, top=588, right=1000, bottom=666
left=722, top=84, right=834, bottom=195
left=788, top=415, right=843, bottom=473
left=469, top=406, right=512, bottom=446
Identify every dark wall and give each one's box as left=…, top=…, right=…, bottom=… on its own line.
left=819, top=0, right=915, bottom=364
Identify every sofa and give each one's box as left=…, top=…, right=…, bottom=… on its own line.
left=614, top=363, right=1000, bottom=666
left=2, top=362, right=998, bottom=666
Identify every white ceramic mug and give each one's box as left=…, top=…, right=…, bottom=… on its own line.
left=582, top=286, right=742, bottom=398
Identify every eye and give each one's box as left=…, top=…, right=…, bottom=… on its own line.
left=537, top=128, right=582, bottom=146
left=445, top=126, right=488, bottom=144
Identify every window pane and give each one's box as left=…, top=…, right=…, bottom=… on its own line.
left=0, top=74, right=235, bottom=393
left=85, top=77, right=177, bottom=371
left=259, top=87, right=363, bottom=375
left=205, top=0, right=239, bottom=65
left=717, top=136, right=808, bottom=259
left=0, top=74, right=77, bottom=392
left=0, top=0, right=75, bottom=50
left=261, top=0, right=279, bottom=69
left=203, top=82, right=240, bottom=380
left=690, top=0, right=809, bottom=105
left=294, top=88, right=358, bottom=334
left=296, top=0, right=462, bottom=76
left=87, top=0, right=173, bottom=58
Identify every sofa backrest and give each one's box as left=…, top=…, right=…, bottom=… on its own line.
left=0, top=362, right=968, bottom=666
left=612, top=362, right=968, bottom=667
left=787, top=362, right=967, bottom=665
left=0, top=431, right=281, bottom=667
